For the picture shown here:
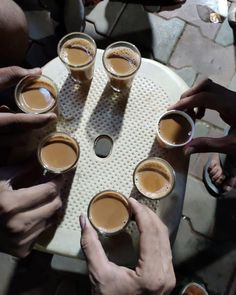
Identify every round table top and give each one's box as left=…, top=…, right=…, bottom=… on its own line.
left=36, top=49, right=189, bottom=273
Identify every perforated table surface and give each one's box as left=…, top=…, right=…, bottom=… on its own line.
left=36, top=49, right=189, bottom=272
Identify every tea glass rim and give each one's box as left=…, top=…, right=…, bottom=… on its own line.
left=37, top=131, right=80, bottom=174
left=133, top=157, right=176, bottom=200
left=156, top=110, right=195, bottom=148
left=57, top=32, right=97, bottom=69
left=15, top=74, right=59, bottom=114
left=102, top=41, right=141, bottom=79
left=180, top=282, right=209, bottom=295
left=87, top=190, right=131, bottom=236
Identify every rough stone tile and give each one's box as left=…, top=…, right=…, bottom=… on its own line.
left=0, top=253, right=17, bottom=295
left=170, top=25, right=236, bottom=86
left=215, top=18, right=234, bottom=46
left=84, top=21, right=107, bottom=43
left=84, top=21, right=115, bottom=50
left=194, top=73, right=209, bottom=85
left=159, top=0, right=221, bottom=40
left=85, top=0, right=126, bottom=36
left=111, top=4, right=185, bottom=64
left=173, top=66, right=198, bottom=87
left=203, top=109, right=227, bottom=130
left=174, top=217, right=236, bottom=295
left=183, top=176, right=217, bottom=236
left=173, top=217, right=212, bottom=267
left=189, top=151, right=209, bottom=180
left=194, top=243, right=236, bottom=295
left=188, top=120, right=210, bottom=177
left=110, top=4, right=153, bottom=47
left=189, top=125, right=225, bottom=179
left=25, top=10, right=56, bottom=40
left=229, top=72, right=236, bottom=91
left=149, top=15, right=185, bottom=63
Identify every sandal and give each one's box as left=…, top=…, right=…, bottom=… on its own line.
left=203, top=153, right=236, bottom=198
left=203, top=153, right=227, bottom=197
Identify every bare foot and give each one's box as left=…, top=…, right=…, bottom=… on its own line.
left=208, top=153, right=236, bottom=193
left=208, top=153, right=226, bottom=186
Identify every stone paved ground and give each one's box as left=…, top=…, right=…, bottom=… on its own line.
left=1, top=0, right=236, bottom=294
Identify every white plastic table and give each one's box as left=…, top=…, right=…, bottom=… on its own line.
left=36, top=49, right=189, bottom=274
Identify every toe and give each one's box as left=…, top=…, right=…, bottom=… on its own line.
left=208, top=161, right=217, bottom=171
left=209, top=167, right=219, bottom=177
left=212, top=170, right=224, bottom=182
left=215, top=175, right=226, bottom=185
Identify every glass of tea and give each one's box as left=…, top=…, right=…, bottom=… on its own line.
left=103, top=41, right=141, bottom=92
left=156, top=110, right=195, bottom=149
left=133, top=157, right=175, bottom=200
left=88, top=190, right=131, bottom=236
left=58, top=32, right=97, bottom=84
left=15, top=75, right=58, bottom=114
left=38, top=132, right=80, bottom=174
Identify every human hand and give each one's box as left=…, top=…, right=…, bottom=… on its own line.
left=0, top=66, right=41, bottom=92
left=169, top=79, right=236, bottom=155
left=0, top=111, right=56, bottom=164
left=0, top=163, right=63, bottom=258
left=80, top=198, right=175, bottom=295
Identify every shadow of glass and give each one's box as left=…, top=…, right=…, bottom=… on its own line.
left=86, top=82, right=129, bottom=141
left=36, top=169, right=76, bottom=247
left=100, top=231, right=137, bottom=267
left=58, top=75, right=91, bottom=133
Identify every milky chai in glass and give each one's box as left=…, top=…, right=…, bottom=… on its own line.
left=58, top=32, right=97, bottom=84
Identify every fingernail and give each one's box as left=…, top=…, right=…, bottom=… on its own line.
left=44, top=113, right=57, bottom=121
left=79, top=214, right=87, bottom=230
left=184, top=146, right=195, bottom=156
left=129, top=197, right=138, bottom=203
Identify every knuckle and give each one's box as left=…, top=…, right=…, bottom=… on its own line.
left=53, top=197, right=62, bottom=211
left=14, top=249, right=30, bottom=259
left=81, top=233, right=91, bottom=250
left=6, top=219, right=26, bottom=236
left=142, top=276, right=165, bottom=293
left=81, top=231, right=95, bottom=252
left=47, top=182, right=59, bottom=198
left=0, top=194, right=15, bottom=216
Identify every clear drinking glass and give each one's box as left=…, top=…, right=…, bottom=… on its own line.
left=133, top=157, right=175, bottom=200
left=58, top=32, right=97, bottom=84
left=38, top=132, right=80, bottom=174
left=156, top=110, right=195, bottom=149
left=103, top=41, right=141, bottom=92
left=15, top=75, right=58, bottom=114
left=88, top=190, right=131, bottom=236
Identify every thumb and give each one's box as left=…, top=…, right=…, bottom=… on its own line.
left=80, top=214, right=109, bottom=273
left=0, top=66, right=42, bottom=91
left=184, top=135, right=236, bottom=155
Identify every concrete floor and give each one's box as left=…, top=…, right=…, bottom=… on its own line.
left=1, top=0, right=236, bottom=294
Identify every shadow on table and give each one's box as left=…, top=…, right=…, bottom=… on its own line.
left=86, top=82, right=129, bottom=141
left=59, top=75, right=91, bottom=133
left=36, top=168, right=76, bottom=247
left=100, top=231, right=136, bottom=267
